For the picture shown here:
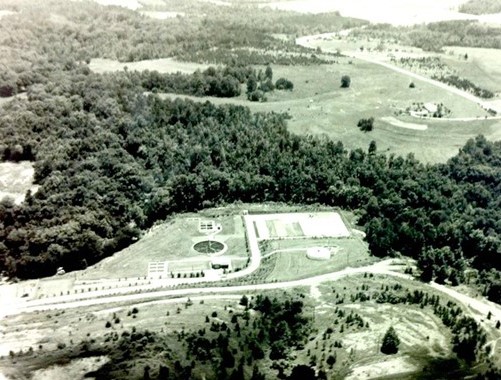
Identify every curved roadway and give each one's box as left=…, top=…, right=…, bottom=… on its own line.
left=296, top=33, right=501, bottom=115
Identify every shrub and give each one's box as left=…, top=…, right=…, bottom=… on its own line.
left=357, top=117, right=374, bottom=132
left=247, top=90, right=266, bottom=102
left=341, top=75, right=351, bottom=88
left=240, top=295, right=249, bottom=307
left=275, top=78, right=294, bottom=90
left=259, top=79, right=275, bottom=93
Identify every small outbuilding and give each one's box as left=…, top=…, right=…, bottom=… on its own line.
left=211, top=257, right=231, bottom=270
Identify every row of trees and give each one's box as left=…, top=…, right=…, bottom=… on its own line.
left=432, top=75, right=494, bottom=99
left=350, top=20, right=501, bottom=52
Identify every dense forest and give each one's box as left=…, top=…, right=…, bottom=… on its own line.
left=0, top=1, right=500, bottom=301
left=1, top=64, right=500, bottom=303
left=350, top=20, right=501, bottom=51
left=459, top=0, right=501, bottom=15
left=0, top=0, right=358, bottom=97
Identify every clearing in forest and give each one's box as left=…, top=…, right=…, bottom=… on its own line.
left=249, top=212, right=350, bottom=240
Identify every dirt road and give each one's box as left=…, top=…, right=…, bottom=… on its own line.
left=5, top=259, right=501, bottom=334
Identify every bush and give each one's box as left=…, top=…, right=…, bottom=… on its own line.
left=259, top=79, right=275, bottom=93
left=275, top=78, right=294, bottom=90
left=240, top=295, right=249, bottom=307
left=357, top=117, right=374, bottom=132
left=247, top=90, right=266, bottom=102
left=341, top=75, right=351, bottom=88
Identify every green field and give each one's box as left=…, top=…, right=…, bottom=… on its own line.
left=263, top=237, right=374, bottom=281
left=443, top=46, right=501, bottom=93
left=74, top=214, right=247, bottom=280
left=91, top=45, right=501, bottom=165
left=158, top=58, right=499, bottom=163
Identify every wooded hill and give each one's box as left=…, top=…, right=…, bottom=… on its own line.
left=0, top=0, right=499, bottom=303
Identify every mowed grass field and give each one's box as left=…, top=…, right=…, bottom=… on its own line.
left=443, top=46, right=501, bottom=93
left=157, top=58, right=499, bottom=163
left=263, top=237, right=375, bottom=282
left=73, top=214, right=246, bottom=280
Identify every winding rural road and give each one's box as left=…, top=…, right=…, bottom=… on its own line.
left=296, top=33, right=501, bottom=115
left=4, top=258, right=501, bottom=337
left=2, top=33, right=501, bottom=373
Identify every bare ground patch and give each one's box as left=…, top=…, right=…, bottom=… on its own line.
left=0, top=161, right=39, bottom=205
left=346, top=356, right=417, bottom=380
left=381, top=116, right=428, bottom=130
left=88, top=58, right=208, bottom=74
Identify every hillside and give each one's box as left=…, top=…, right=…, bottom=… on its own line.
left=0, top=1, right=501, bottom=378
left=459, top=0, right=501, bottom=15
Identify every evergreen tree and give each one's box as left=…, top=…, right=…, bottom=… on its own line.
left=288, top=365, right=317, bottom=380
left=240, top=295, right=249, bottom=307
left=247, top=74, right=258, bottom=93
left=265, top=65, right=273, bottom=81
left=381, top=326, right=400, bottom=354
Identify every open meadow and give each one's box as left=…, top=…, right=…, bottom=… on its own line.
left=88, top=35, right=501, bottom=165
left=154, top=58, right=499, bottom=163
left=443, top=46, right=501, bottom=93
left=262, top=238, right=375, bottom=282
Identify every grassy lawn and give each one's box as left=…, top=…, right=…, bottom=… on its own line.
left=72, top=214, right=246, bottom=280
left=159, top=58, right=499, bottom=164
left=443, top=46, right=501, bottom=93
left=264, top=237, right=374, bottom=282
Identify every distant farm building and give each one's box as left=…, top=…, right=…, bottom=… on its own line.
left=423, top=102, right=438, bottom=114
